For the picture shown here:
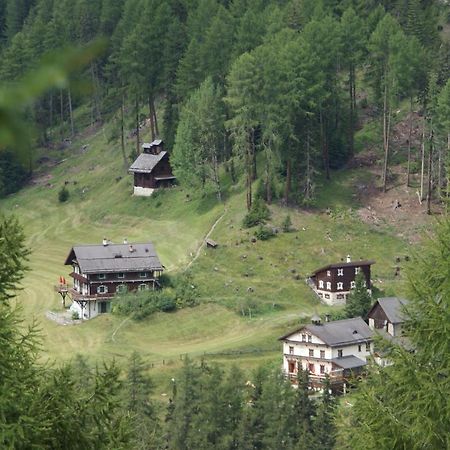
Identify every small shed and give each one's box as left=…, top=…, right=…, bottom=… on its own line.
left=129, top=140, right=176, bottom=196
left=205, top=238, right=218, bottom=248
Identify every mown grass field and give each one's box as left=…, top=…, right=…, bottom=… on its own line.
left=0, top=119, right=416, bottom=385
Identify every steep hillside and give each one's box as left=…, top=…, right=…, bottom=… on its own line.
left=0, top=115, right=432, bottom=378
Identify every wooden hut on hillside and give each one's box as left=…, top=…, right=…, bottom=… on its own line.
left=129, top=140, right=176, bottom=196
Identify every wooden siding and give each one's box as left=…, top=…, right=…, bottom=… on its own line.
left=368, top=302, right=389, bottom=329
left=133, top=153, right=175, bottom=189
left=314, top=264, right=371, bottom=292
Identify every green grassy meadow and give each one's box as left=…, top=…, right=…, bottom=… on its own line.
left=0, top=121, right=415, bottom=382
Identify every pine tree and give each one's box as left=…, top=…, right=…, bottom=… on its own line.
left=345, top=272, right=372, bottom=318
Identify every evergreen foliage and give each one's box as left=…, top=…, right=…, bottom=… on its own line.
left=345, top=272, right=372, bottom=318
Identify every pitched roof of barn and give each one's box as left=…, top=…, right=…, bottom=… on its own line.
left=129, top=151, right=167, bottom=173
left=279, top=317, right=373, bottom=347
left=368, top=297, right=409, bottom=324
left=64, top=242, right=163, bottom=273
left=142, top=139, right=163, bottom=149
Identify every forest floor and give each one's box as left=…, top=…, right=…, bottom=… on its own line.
left=0, top=107, right=437, bottom=394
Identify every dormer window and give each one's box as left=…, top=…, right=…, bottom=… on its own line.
left=337, top=268, right=343, bottom=276
left=98, top=274, right=106, bottom=280
left=337, top=282, right=343, bottom=290
left=327, top=270, right=331, bottom=277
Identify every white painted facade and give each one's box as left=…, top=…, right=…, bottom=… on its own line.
left=133, top=186, right=155, bottom=196
left=315, top=290, right=349, bottom=306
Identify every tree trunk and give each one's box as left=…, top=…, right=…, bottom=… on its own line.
left=49, top=91, right=53, bottom=129
left=406, top=96, right=413, bottom=187
left=148, top=94, right=155, bottom=141
left=68, top=87, right=74, bottom=137
left=348, top=64, right=355, bottom=157
left=320, top=109, right=330, bottom=180
left=212, top=152, right=221, bottom=201
left=382, top=82, right=390, bottom=193
left=121, top=93, right=128, bottom=170
left=135, top=96, right=140, bottom=156
left=152, top=97, right=159, bottom=137
left=427, top=128, right=433, bottom=215
left=246, top=129, right=253, bottom=211
left=305, top=128, right=312, bottom=200
left=59, top=89, right=64, bottom=140
left=251, top=128, right=257, bottom=181
left=284, top=157, right=291, bottom=205
left=420, top=119, right=426, bottom=200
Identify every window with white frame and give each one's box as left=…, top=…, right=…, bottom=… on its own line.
left=320, top=365, right=325, bottom=374
left=326, top=270, right=331, bottom=277
left=320, top=350, right=325, bottom=358
left=337, top=349, right=343, bottom=358
left=366, top=342, right=371, bottom=351
left=337, top=268, right=343, bottom=276
left=139, top=283, right=148, bottom=291
left=319, top=280, right=324, bottom=289
left=307, top=335, right=312, bottom=343
left=98, top=273, right=106, bottom=280
left=337, top=282, right=343, bottom=290
left=326, top=281, right=331, bottom=290
left=289, top=346, right=294, bottom=354
left=117, top=273, right=125, bottom=279
left=301, top=334, right=307, bottom=342
left=97, top=285, right=108, bottom=294
left=355, top=267, right=360, bottom=275
left=350, top=281, right=356, bottom=288
left=139, top=272, right=148, bottom=278
left=309, top=349, right=314, bottom=357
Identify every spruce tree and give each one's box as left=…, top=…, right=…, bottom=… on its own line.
left=345, top=272, right=372, bottom=318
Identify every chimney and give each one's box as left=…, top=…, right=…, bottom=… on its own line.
left=311, top=314, right=321, bottom=325
left=346, top=254, right=351, bottom=263
left=123, top=238, right=128, bottom=245
left=103, top=238, right=108, bottom=246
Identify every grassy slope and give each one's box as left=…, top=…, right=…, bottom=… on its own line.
left=0, top=118, right=412, bottom=378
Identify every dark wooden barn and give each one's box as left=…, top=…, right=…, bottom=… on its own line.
left=129, top=140, right=176, bottom=196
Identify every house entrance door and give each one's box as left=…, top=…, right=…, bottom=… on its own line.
left=100, top=302, right=107, bottom=313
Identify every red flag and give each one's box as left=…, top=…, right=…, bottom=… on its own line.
left=59, top=276, right=63, bottom=284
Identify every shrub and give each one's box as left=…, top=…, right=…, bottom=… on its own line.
left=71, top=311, right=79, bottom=320
left=58, top=186, right=69, bottom=203
left=255, top=225, right=274, bottom=241
left=243, top=197, right=270, bottom=228
left=282, top=215, right=292, bottom=232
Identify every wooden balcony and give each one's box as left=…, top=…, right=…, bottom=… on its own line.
left=69, top=288, right=113, bottom=302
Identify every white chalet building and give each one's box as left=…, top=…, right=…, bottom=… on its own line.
left=280, top=316, right=373, bottom=391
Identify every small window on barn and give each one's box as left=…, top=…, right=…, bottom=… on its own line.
left=319, top=280, right=324, bottom=289
left=139, top=283, right=148, bottom=291
left=117, top=273, right=125, bottom=279
left=337, top=268, right=343, bottom=276
left=350, top=281, right=356, bottom=289
left=97, top=285, right=108, bottom=294
left=98, top=274, right=106, bottom=280
left=337, top=282, right=343, bottom=290
left=355, top=267, right=360, bottom=275
left=139, top=272, right=148, bottom=278
left=326, top=282, right=331, bottom=290
left=320, top=350, right=325, bottom=358
left=327, top=270, right=331, bottom=277
left=338, top=349, right=343, bottom=358
left=289, top=346, right=294, bottom=354
left=309, top=349, right=314, bottom=357
left=320, top=365, right=325, bottom=374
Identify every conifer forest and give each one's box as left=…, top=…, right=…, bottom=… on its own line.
left=0, top=0, right=449, bottom=449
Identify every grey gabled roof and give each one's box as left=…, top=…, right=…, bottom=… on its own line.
left=370, top=297, right=409, bottom=324
left=280, top=317, right=373, bottom=347
left=331, top=355, right=367, bottom=370
left=129, top=151, right=167, bottom=173
left=143, top=139, right=162, bottom=148
left=64, top=243, right=163, bottom=274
